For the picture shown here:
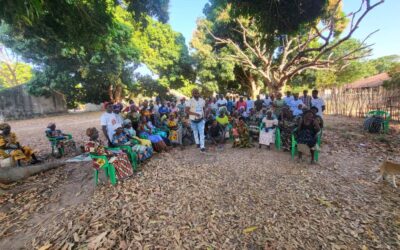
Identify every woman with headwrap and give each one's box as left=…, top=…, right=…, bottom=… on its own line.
left=0, top=123, right=40, bottom=166
left=295, top=110, right=321, bottom=164
left=84, top=127, right=133, bottom=179
left=45, top=123, right=75, bottom=157
left=137, top=116, right=168, bottom=152
left=279, top=106, right=297, bottom=151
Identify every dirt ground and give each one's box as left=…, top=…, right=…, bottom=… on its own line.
left=0, top=112, right=399, bottom=249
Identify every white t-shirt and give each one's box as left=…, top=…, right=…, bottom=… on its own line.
left=216, top=99, right=227, bottom=108
left=311, top=98, right=325, bottom=117
left=100, top=112, right=119, bottom=141
left=246, top=100, right=254, bottom=112
left=283, top=96, right=294, bottom=105
left=187, top=98, right=206, bottom=121
left=263, top=97, right=272, bottom=107
left=289, top=99, right=304, bottom=112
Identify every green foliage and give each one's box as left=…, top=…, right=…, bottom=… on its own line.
left=383, top=65, right=400, bottom=88
left=0, top=0, right=173, bottom=107
left=0, top=62, right=33, bottom=88
left=209, top=0, right=328, bottom=33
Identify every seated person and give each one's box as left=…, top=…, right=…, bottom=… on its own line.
left=0, top=123, right=40, bottom=166
left=247, top=108, right=260, bottom=140
left=166, top=114, right=182, bottom=145
left=137, top=117, right=168, bottom=152
left=112, top=125, right=152, bottom=161
left=85, top=127, right=133, bottom=179
left=216, top=109, right=230, bottom=137
left=45, top=123, right=75, bottom=156
left=232, top=117, right=252, bottom=148
left=295, top=110, right=321, bottom=164
left=123, top=119, right=152, bottom=147
left=310, top=106, right=324, bottom=128
left=209, top=120, right=225, bottom=148
left=259, top=110, right=279, bottom=150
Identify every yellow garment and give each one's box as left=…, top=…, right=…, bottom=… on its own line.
left=133, top=136, right=152, bottom=147
left=167, top=119, right=178, bottom=129
left=0, top=133, right=34, bottom=161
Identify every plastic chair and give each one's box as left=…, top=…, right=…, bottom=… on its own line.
left=46, top=134, right=75, bottom=157
left=366, top=110, right=390, bottom=133
left=89, top=154, right=117, bottom=186
left=107, top=146, right=138, bottom=171
left=291, top=128, right=323, bottom=162
left=259, top=123, right=281, bottom=150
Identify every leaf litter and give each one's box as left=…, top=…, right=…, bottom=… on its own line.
left=0, top=114, right=399, bottom=249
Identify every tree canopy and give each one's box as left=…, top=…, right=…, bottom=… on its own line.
left=192, top=0, right=384, bottom=97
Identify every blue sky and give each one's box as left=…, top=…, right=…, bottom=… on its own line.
left=169, top=0, right=400, bottom=58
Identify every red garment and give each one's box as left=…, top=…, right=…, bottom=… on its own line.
left=236, top=101, right=247, bottom=110
left=84, top=140, right=133, bottom=179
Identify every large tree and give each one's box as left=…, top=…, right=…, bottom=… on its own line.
left=0, top=0, right=172, bottom=107
left=193, top=0, right=384, bottom=97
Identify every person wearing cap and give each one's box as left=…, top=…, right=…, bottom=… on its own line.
left=185, top=88, right=206, bottom=152
left=100, top=102, right=118, bottom=146
left=0, top=123, right=40, bottom=166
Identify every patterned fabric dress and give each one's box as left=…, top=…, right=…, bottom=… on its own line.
left=45, top=129, right=75, bottom=153
left=273, top=99, right=285, bottom=117
left=247, top=114, right=260, bottom=139
left=112, top=132, right=152, bottom=161
left=84, top=140, right=133, bottom=179
left=167, top=119, right=182, bottom=145
left=233, top=124, right=251, bottom=148
left=259, top=118, right=279, bottom=146
left=279, top=118, right=297, bottom=151
left=0, top=133, right=34, bottom=162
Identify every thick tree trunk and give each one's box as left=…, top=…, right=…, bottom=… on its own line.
left=0, top=162, right=65, bottom=184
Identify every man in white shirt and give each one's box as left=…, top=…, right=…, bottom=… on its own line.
left=289, top=93, right=304, bottom=113
left=216, top=94, right=227, bottom=111
left=100, top=102, right=119, bottom=146
left=311, top=89, right=325, bottom=117
left=263, top=94, right=272, bottom=108
left=246, top=96, right=254, bottom=112
left=283, top=91, right=294, bottom=106
left=185, top=89, right=206, bottom=152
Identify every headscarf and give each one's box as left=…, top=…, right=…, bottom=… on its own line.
left=0, top=123, right=10, bottom=130
left=123, top=119, right=131, bottom=126
left=86, top=127, right=97, bottom=137
left=113, top=103, right=123, bottom=111
left=47, top=123, right=56, bottom=129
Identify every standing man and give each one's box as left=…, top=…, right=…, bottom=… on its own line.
left=235, top=96, right=247, bottom=111
left=246, top=96, right=254, bottom=113
left=283, top=91, right=293, bottom=106
left=226, top=97, right=234, bottom=114
left=101, top=102, right=118, bottom=146
left=289, top=93, right=304, bottom=114
left=263, top=93, right=272, bottom=109
left=186, top=89, right=206, bottom=152
left=254, top=95, right=264, bottom=112
left=300, top=89, right=312, bottom=108
left=177, top=98, right=186, bottom=118
left=311, top=89, right=325, bottom=117
left=216, top=94, right=227, bottom=111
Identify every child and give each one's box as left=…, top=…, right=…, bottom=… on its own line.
left=113, top=125, right=152, bottom=161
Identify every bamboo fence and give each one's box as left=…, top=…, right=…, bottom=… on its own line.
left=322, top=86, right=400, bottom=121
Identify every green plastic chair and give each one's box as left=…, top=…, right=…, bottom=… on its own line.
left=291, top=128, right=323, bottom=162
left=366, top=110, right=390, bottom=134
left=46, top=134, right=75, bottom=157
left=259, top=123, right=281, bottom=150
left=107, top=146, right=138, bottom=171
left=89, top=154, right=117, bottom=186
